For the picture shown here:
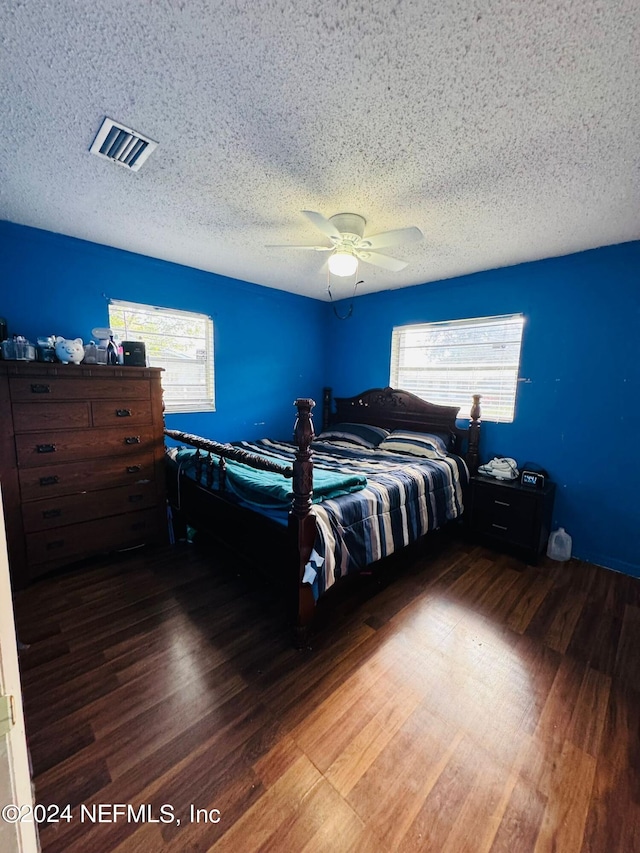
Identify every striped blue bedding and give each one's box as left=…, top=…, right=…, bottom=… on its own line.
left=171, top=438, right=468, bottom=599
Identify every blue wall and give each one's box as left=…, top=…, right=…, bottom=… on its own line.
left=324, top=242, right=640, bottom=576
left=0, top=222, right=326, bottom=441
left=2, top=221, right=638, bottom=576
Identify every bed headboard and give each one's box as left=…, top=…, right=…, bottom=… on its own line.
left=322, top=386, right=481, bottom=473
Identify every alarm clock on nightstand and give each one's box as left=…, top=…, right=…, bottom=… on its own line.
left=520, top=464, right=548, bottom=489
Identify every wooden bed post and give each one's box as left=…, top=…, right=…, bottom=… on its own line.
left=290, top=397, right=317, bottom=647
left=467, top=394, right=481, bottom=474
left=291, top=397, right=315, bottom=517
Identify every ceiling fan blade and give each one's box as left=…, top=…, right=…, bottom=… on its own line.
left=359, top=226, right=423, bottom=251
left=301, top=210, right=342, bottom=242
left=356, top=250, right=408, bottom=272
left=266, top=244, right=332, bottom=251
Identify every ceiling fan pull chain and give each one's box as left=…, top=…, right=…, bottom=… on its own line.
left=327, top=275, right=361, bottom=320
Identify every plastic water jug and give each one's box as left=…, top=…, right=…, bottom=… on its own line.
left=547, top=527, right=572, bottom=561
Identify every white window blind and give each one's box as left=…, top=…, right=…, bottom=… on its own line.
left=109, top=300, right=215, bottom=414
left=390, top=314, right=525, bottom=423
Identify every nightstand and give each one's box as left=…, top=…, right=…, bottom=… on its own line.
left=468, top=474, right=556, bottom=563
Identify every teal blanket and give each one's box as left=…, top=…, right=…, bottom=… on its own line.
left=171, top=447, right=367, bottom=509
left=225, top=459, right=366, bottom=508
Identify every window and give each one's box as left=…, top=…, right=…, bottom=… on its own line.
left=390, top=313, right=525, bottom=423
left=108, top=300, right=215, bottom=414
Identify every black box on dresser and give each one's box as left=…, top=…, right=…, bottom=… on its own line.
left=0, top=361, right=167, bottom=588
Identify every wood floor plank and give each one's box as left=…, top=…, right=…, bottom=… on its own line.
left=346, top=706, right=464, bottom=850
left=533, top=655, right=588, bottom=754
left=442, top=554, right=498, bottom=605
left=474, top=563, right=524, bottom=621
left=440, top=742, right=523, bottom=853
left=294, top=671, right=401, bottom=773
left=614, top=603, right=640, bottom=689
left=27, top=721, right=96, bottom=778
left=206, top=754, right=323, bottom=852
left=580, top=726, right=640, bottom=853
left=300, top=804, right=367, bottom=853
left=533, top=740, right=596, bottom=853
left=289, top=649, right=399, bottom=755
left=252, top=735, right=305, bottom=789
left=324, top=681, right=422, bottom=796
left=260, top=622, right=393, bottom=731
left=257, top=777, right=364, bottom=853
left=397, top=733, right=484, bottom=852
left=21, top=643, right=110, bottom=695
left=566, top=600, right=622, bottom=676
left=389, top=593, right=464, bottom=646
left=542, top=588, right=589, bottom=654
left=466, top=736, right=537, bottom=853
left=489, top=776, right=547, bottom=853
left=506, top=634, right=562, bottom=736
left=506, top=573, right=555, bottom=634
left=596, top=680, right=638, bottom=778
left=566, top=666, right=611, bottom=758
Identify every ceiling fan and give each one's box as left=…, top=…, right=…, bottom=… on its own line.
left=269, top=211, right=424, bottom=276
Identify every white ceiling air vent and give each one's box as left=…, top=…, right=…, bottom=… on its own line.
left=89, top=117, right=158, bottom=171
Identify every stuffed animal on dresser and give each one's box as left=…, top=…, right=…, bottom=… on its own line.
left=54, top=336, right=84, bottom=364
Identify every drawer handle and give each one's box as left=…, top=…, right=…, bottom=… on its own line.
left=129, top=494, right=144, bottom=503
left=46, top=540, right=65, bottom=550
left=39, top=475, right=60, bottom=486
left=30, top=383, right=51, bottom=394
left=125, top=436, right=141, bottom=445
left=127, top=465, right=142, bottom=473
left=494, top=500, right=510, bottom=507
left=491, top=523, right=508, bottom=531
left=116, top=409, right=132, bottom=417
left=42, top=508, right=62, bottom=519
left=36, top=443, right=57, bottom=454
left=131, top=521, right=147, bottom=530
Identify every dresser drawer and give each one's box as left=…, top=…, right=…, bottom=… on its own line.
left=12, top=401, right=91, bottom=433
left=12, top=400, right=153, bottom=431
left=9, top=376, right=151, bottom=402
left=91, top=400, right=153, bottom=427
left=472, top=485, right=537, bottom=524
left=22, top=482, right=159, bottom=532
left=472, top=503, right=535, bottom=543
left=18, top=453, right=156, bottom=501
left=25, top=508, right=162, bottom=569
left=15, top=427, right=159, bottom=468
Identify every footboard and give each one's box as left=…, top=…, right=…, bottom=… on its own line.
left=165, top=397, right=318, bottom=646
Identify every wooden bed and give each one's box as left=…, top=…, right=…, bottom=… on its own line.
left=165, top=386, right=481, bottom=645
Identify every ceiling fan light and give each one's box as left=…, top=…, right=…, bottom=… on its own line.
left=328, top=250, right=358, bottom=277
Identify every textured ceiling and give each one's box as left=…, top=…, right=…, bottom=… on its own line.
left=1, top=0, right=638, bottom=301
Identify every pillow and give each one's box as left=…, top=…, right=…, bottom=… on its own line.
left=314, top=422, right=390, bottom=449
left=378, top=430, right=449, bottom=458
left=432, top=430, right=456, bottom=451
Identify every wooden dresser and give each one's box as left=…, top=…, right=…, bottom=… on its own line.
left=0, top=362, right=167, bottom=588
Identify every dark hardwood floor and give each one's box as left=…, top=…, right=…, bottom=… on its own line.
left=13, top=531, right=640, bottom=852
